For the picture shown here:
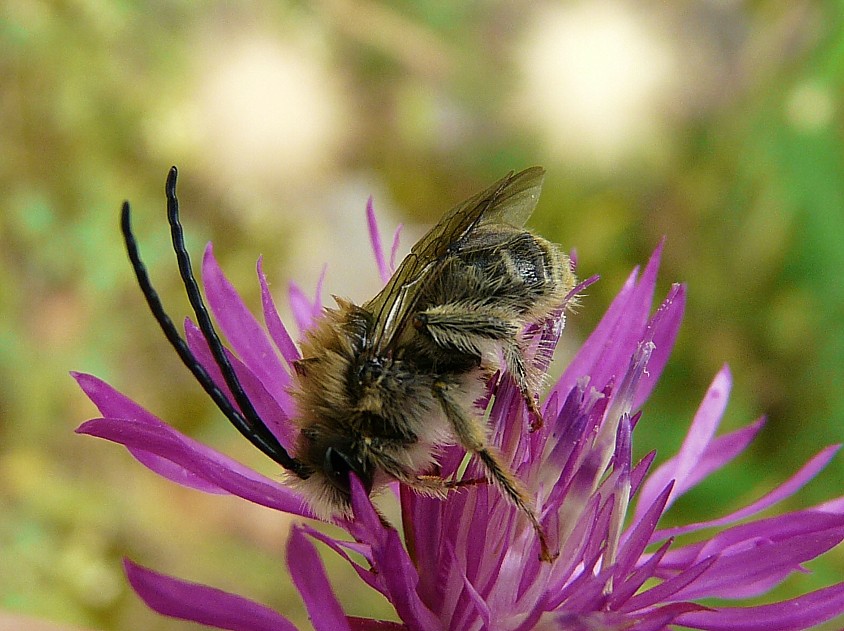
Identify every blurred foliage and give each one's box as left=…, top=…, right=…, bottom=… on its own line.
left=1, top=1, right=843, bottom=630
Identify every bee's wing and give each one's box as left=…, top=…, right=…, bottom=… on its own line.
left=411, top=166, right=545, bottom=258
left=364, top=167, right=546, bottom=353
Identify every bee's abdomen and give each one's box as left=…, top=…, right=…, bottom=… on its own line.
left=430, top=226, right=572, bottom=317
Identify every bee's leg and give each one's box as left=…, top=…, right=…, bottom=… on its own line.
left=403, top=475, right=486, bottom=498
left=386, top=471, right=485, bottom=499
left=431, top=380, right=556, bottom=562
left=376, top=453, right=485, bottom=499
left=416, top=306, right=544, bottom=429
left=416, top=474, right=486, bottom=490
left=501, top=341, right=545, bottom=431
left=413, top=306, right=517, bottom=353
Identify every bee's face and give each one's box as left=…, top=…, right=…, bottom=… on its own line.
left=293, top=427, right=376, bottom=518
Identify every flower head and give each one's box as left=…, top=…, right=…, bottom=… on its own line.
left=76, top=182, right=844, bottom=630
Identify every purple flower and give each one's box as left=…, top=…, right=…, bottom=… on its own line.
left=76, top=192, right=844, bottom=630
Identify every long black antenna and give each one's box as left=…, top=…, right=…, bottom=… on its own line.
left=120, top=166, right=308, bottom=478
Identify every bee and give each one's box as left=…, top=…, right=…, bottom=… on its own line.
left=121, top=166, right=575, bottom=561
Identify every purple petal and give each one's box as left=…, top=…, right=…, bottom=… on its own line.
left=299, top=524, right=384, bottom=596
left=665, top=511, right=844, bottom=599
left=288, top=281, right=311, bottom=335
left=347, top=475, right=389, bottom=540
left=287, top=526, right=351, bottom=631
left=618, top=603, right=709, bottom=631
left=553, top=243, right=663, bottom=402
left=74, top=373, right=310, bottom=517
left=588, top=243, right=663, bottom=392
left=630, top=451, right=657, bottom=499
left=202, top=245, right=291, bottom=407
left=400, top=490, right=442, bottom=600
left=615, top=482, right=674, bottom=579
left=74, top=372, right=223, bottom=493
left=349, top=478, right=440, bottom=631
left=79, top=415, right=311, bottom=516
left=543, top=496, right=602, bottom=610
left=622, top=556, right=717, bottom=613
left=446, top=541, right=491, bottom=630
left=184, top=320, right=296, bottom=448
left=288, top=266, right=326, bottom=335
left=551, top=267, right=636, bottom=400
left=366, top=196, right=390, bottom=284
left=608, top=539, right=671, bottom=607
left=632, top=283, right=685, bottom=409
left=676, top=417, right=765, bottom=494
left=674, top=582, right=844, bottom=631
left=635, top=366, right=732, bottom=521
left=258, top=257, right=300, bottom=365
left=552, top=545, right=608, bottom=612
left=818, top=496, right=844, bottom=513
left=389, top=225, right=402, bottom=272
left=653, top=444, right=841, bottom=541
left=124, top=559, right=297, bottom=631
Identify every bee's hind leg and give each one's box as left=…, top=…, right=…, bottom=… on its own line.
left=415, top=305, right=545, bottom=430
left=378, top=454, right=485, bottom=499
left=431, top=380, right=556, bottom=562
left=410, top=474, right=487, bottom=497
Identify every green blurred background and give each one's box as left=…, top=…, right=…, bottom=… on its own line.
left=2, top=2, right=843, bottom=630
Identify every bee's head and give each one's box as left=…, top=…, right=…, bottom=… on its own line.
left=291, top=428, right=376, bottom=519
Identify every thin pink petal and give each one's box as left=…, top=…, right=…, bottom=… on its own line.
left=287, top=527, right=351, bottom=631
left=349, top=478, right=440, bottom=631
left=552, top=266, right=636, bottom=399
left=818, top=495, right=844, bottom=513
left=299, top=525, right=384, bottom=596
left=632, top=283, right=685, bottom=409
left=621, top=557, right=717, bottom=613
left=389, top=225, right=402, bottom=272
left=257, top=257, right=300, bottom=365
left=124, top=559, right=297, bottom=631
left=553, top=242, right=663, bottom=402
left=184, top=320, right=296, bottom=448
left=348, top=619, right=407, bottom=631
left=74, top=373, right=310, bottom=518
left=288, top=266, right=326, bottom=335
left=202, top=245, right=290, bottom=407
left=635, top=366, right=731, bottom=520
left=366, top=196, right=390, bottom=284
left=79, top=416, right=311, bottom=516
left=677, top=417, right=766, bottom=493
left=663, top=511, right=844, bottom=599
left=653, top=444, right=842, bottom=542
left=74, top=372, right=225, bottom=493
left=674, top=583, right=844, bottom=631
left=312, top=266, right=326, bottom=319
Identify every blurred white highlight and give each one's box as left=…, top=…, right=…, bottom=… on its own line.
left=515, top=1, right=679, bottom=171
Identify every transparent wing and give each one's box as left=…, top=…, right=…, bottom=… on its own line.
left=363, top=167, right=546, bottom=354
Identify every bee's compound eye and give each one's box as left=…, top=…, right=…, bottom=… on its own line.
left=324, top=446, right=353, bottom=493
